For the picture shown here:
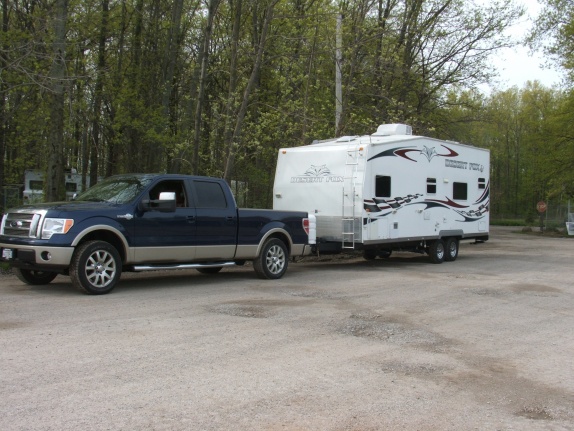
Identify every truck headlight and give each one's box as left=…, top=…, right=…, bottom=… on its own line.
left=41, top=218, right=74, bottom=239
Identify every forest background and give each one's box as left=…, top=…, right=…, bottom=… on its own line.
left=1, top=0, right=573, bottom=223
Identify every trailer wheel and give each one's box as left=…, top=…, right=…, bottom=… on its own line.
left=378, top=250, right=392, bottom=259
left=363, top=249, right=377, bottom=260
left=444, top=238, right=459, bottom=262
left=428, top=239, right=445, bottom=264
left=254, top=238, right=288, bottom=279
left=70, top=240, right=122, bottom=295
left=197, top=267, right=223, bottom=274
left=13, top=268, right=58, bottom=285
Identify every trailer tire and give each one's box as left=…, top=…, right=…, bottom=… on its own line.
left=378, top=250, right=392, bottom=259
left=254, top=238, right=288, bottom=279
left=70, top=240, right=122, bottom=295
left=428, top=239, right=445, bottom=264
left=444, top=238, right=459, bottom=262
left=14, top=268, right=58, bottom=285
left=363, top=249, right=377, bottom=260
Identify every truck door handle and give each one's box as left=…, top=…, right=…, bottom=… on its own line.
left=187, top=216, right=196, bottom=223
left=226, top=216, right=235, bottom=222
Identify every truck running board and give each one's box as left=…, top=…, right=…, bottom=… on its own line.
left=132, top=261, right=237, bottom=272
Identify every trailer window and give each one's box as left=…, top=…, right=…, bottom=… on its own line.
left=375, top=175, right=391, bottom=198
left=478, top=178, right=486, bottom=189
left=29, top=180, right=43, bottom=190
left=65, top=182, right=77, bottom=192
left=427, top=178, right=436, bottom=194
left=453, top=182, right=467, bottom=200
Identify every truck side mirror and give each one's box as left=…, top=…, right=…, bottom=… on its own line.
left=140, top=192, right=177, bottom=213
left=159, top=192, right=176, bottom=201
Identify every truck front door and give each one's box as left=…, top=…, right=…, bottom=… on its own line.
left=133, top=179, right=197, bottom=263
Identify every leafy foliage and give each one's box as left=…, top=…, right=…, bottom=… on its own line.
left=2, top=0, right=571, bottom=216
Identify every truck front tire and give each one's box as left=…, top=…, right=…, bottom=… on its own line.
left=14, top=268, right=58, bottom=285
left=254, top=238, right=288, bottom=279
left=70, top=240, right=122, bottom=295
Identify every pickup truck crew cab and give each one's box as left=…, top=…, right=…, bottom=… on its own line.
left=0, top=174, right=315, bottom=294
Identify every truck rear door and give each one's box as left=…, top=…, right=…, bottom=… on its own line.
left=190, top=179, right=237, bottom=260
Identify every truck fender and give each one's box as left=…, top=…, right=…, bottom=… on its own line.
left=256, top=227, right=293, bottom=256
left=70, top=224, right=130, bottom=260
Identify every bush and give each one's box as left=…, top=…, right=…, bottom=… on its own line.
left=490, top=219, right=526, bottom=226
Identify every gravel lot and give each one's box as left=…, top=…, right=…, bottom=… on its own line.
left=1, top=226, right=573, bottom=430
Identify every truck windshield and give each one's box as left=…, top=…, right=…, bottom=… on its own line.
left=76, top=176, right=154, bottom=204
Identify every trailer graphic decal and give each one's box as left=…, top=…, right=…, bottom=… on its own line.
left=290, top=164, right=345, bottom=183
left=367, top=145, right=459, bottom=163
left=363, top=184, right=490, bottom=224
left=304, top=165, right=331, bottom=176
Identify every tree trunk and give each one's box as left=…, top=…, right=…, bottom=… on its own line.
left=0, top=0, right=8, bottom=193
left=219, top=0, right=242, bottom=168
left=46, top=0, right=68, bottom=202
left=92, top=0, right=109, bottom=186
left=192, top=0, right=220, bottom=175
left=224, top=0, right=278, bottom=181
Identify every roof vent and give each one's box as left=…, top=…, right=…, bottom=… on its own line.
left=372, top=124, right=412, bottom=136
left=335, top=136, right=357, bottom=142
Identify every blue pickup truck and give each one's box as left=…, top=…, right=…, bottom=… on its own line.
left=0, top=174, right=315, bottom=294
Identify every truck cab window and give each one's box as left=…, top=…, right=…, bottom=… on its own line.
left=194, top=181, right=227, bottom=208
left=453, top=182, right=467, bottom=200
left=375, top=175, right=391, bottom=198
left=149, top=180, right=187, bottom=207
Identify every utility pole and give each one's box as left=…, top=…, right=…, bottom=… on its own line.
left=335, top=13, right=342, bottom=136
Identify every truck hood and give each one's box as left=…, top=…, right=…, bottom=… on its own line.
left=17, top=200, right=125, bottom=212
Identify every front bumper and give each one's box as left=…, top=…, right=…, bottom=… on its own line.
left=0, top=242, right=74, bottom=269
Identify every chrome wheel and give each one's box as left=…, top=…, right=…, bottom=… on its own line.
left=265, top=243, right=286, bottom=276
left=85, top=249, right=117, bottom=288
left=254, top=238, right=288, bottom=279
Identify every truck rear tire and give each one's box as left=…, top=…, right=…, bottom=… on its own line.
left=70, top=240, right=122, bottom=295
left=254, top=238, right=288, bottom=279
left=428, top=239, right=445, bottom=264
left=14, top=268, right=58, bottom=285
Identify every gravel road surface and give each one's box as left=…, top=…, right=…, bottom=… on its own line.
left=1, top=226, right=573, bottom=430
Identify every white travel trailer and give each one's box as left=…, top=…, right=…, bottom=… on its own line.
left=273, top=124, right=490, bottom=263
left=23, top=169, right=88, bottom=203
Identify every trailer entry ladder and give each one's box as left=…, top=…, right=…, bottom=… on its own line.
left=342, top=146, right=359, bottom=249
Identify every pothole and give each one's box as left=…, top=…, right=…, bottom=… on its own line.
left=208, top=304, right=271, bottom=319
left=337, top=312, right=451, bottom=350
left=515, top=406, right=554, bottom=421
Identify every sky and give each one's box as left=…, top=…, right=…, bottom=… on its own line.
left=483, top=0, right=563, bottom=91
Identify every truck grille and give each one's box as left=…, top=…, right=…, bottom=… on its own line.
left=1, top=211, right=43, bottom=238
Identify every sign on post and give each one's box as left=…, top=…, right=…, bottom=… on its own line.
left=537, top=201, right=547, bottom=232
left=537, top=201, right=547, bottom=213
